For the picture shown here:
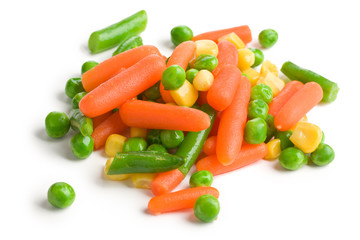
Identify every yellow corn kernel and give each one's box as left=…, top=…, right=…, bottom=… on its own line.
left=217, top=32, right=245, bottom=49
left=170, top=80, right=198, bottom=107
left=193, top=70, right=214, bottom=91
left=130, top=127, right=147, bottom=139
left=289, top=122, right=322, bottom=153
left=105, top=134, right=127, bottom=158
left=237, top=48, right=255, bottom=71
left=264, top=139, right=281, bottom=160
left=260, top=60, right=279, bottom=77
left=131, top=173, right=157, bottom=189
left=243, top=68, right=260, bottom=87
left=195, top=40, right=218, bottom=57
left=290, top=115, right=308, bottom=131
left=257, top=72, right=285, bottom=96
left=104, top=158, right=130, bottom=181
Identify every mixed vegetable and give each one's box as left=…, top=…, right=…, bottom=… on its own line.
left=45, top=10, right=338, bottom=223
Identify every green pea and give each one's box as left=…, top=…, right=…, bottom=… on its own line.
left=250, top=84, right=273, bottom=103
left=65, top=78, right=85, bottom=99
left=247, top=99, right=268, bottom=119
left=171, top=25, right=193, bottom=46
left=190, top=170, right=213, bottom=187
left=72, top=92, right=87, bottom=109
left=320, top=131, right=325, bottom=144
left=70, top=133, right=94, bottom=159
left=160, top=130, right=184, bottom=149
left=191, top=103, right=201, bottom=110
left=249, top=48, right=264, bottom=67
left=143, top=82, right=161, bottom=100
left=45, top=111, right=70, bottom=138
left=310, top=144, right=335, bottom=166
left=47, top=182, right=75, bottom=208
left=81, top=60, right=98, bottom=74
left=258, top=29, right=278, bottom=48
left=244, top=118, right=267, bottom=144
left=275, top=130, right=294, bottom=150
left=186, top=68, right=199, bottom=84
left=161, top=65, right=186, bottom=90
left=265, top=114, right=277, bottom=143
left=193, top=54, right=218, bottom=72
left=112, top=35, right=143, bottom=56
left=147, top=144, right=168, bottom=153
left=147, top=129, right=162, bottom=145
left=194, top=194, right=220, bottom=223
left=122, top=137, right=148, bottom=152
left=279, top=147, right=305, bottom=170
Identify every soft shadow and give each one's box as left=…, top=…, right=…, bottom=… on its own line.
left=56, top=91, right=72, bottom=105
left=37, top=199, right=62, bottom=212
left=273, top=162, right=288, bottom=172
left=159, top=39, right=175, bottom=51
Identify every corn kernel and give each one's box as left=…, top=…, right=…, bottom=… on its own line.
left=105, top=134, right=127, bottom=157
left=264, top=139, right=281, bottom=160
left=170, top=80, right=198, bottom=107
left=260, top=60, right=279, bottom=76
left=237, top=48, right=255, bottom=71
left=257, top=72, right=285, bottom=96
left=195, top=40, right=218, bottom=57
left=193, top=70, right=214, bottom=91
left=130, top=127, right=147, bottom=139
left=290, top=115, right=308, bottom=131
left=131, top=173, right=157, bottom=189
left=217, top=32, right=245, bottom=49
left=242, top=68, right=260, bottom=87
left=289, top=122, right=322, bottom=153
left=104, top=158, right=130, bottom=181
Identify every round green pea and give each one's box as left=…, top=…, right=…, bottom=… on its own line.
left=310, top=144, right=335, bottom=166
left=250, top=84, right=273, bottom=103
left=171, top=25, right=193, bottom=46
left=161, top=65, right=186, bottom=90
left=244, top=118, right=267, bottom=144
left=265, top=114, right=277, bottom=143
left=47, top=182, right=75, bottom=208
left=70, top=133, right=94, bottom=159
left=194, top=194, right=220, bottom=223
left=186, top=68, right=199, bottom=84
left=72, top=92, right=87, bottom=109
left=249, top=48, right=264, bottom=67
left=190, top=170, right=213, bottom=187
left=122, top=137, right=148, bottom=152
left=275, top=130, right=294, bottom=150
left=81, top=60, right=98, bottom=74
left=45, top=111, right=70, bottom=138
left=279, top=147, right=305, bottom=170
left=193, top=54, right=218, bottom=72
left=160, top=130, right=184, bottom=149
left=143, top=82, right=161, bottom=100
left=147, top=144, right=168, bottom=153
left=247, top=99, right=268, bottom=119
left=65, top=78, right=84, bottom=99
left=259, top=29, right=278, bottom=48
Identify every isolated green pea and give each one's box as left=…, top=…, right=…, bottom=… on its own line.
left=70, top=133, right=94, bottom=159
left=122, top=137, right=148, bottom=152
left=244, top=118, right=267, bottom=144
left=279, top=147, right=305, bottom=170
left=258, top=29, right=278, bottom=48
left=45, top=111, right=70, bottom=138
left=194, top=194, right=220, bottom=223
left=193, top=54, right=218, bottom=72
left=161, top=65, right=186, bottom=90
left=310, top=144, right=335, bottom=166
left=81, top=60, right=98, bottom=74
left=190, top=170, right=213, bottom=187
left=247, top=99, right=268, bottom=119
left=47, top=182, right=75, bottom=208
left=171, top=25, right=193, bottom=46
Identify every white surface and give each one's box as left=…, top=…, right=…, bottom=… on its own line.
left=1, top=0, right=359, bottom=239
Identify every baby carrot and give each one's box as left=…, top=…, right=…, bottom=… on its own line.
left=196, top=143, right=267, bottom=175
left=197, top=91, right=208, bottom=106
left=159, top=82, right=175, bottom=103
left=193, top=25, right=252, bottom=44
left=91, top=111, right=127, bottom=150
left=268, top=81, right=304, bottom=117
left=216, top=76, right=251, bottom=165
left=82, top=45, right=161, bottom=92
left=207, top=64, right=242, bottom=111
left=203, top=136, right=217, bottom=156
left=92, top=111, right=113, bottom=129
left=166, top=41, right=196, bottom=69
left=212, top=40, right=238, bottom=76
left=80, top=54, right=166, bottom=118
left=209, top=114, right=220, bottom=137
left=148, top=186, right=219, bottom=214
left=274, top=82, right=323, bottom=131
left=119, top=100, right=211, bottom=131
left=150, top=169, right=184, bottom=196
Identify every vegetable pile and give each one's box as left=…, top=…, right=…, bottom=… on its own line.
left=45, top=10, right=338, bottom=222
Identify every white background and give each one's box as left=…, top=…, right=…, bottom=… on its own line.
left=1, top=0, right=359, bottom=239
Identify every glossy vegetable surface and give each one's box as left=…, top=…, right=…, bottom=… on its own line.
left=190, top=170, right=213, bottom=187
left=310, top=143, right=335, bottom=166
left=278, top=147, right=306, bottom=170
left=47, top=182, right=75, bottom=208
left=112, top=35, right=143, bottom=56
left=70, top=133, right=94, bottom=159
left=171, top=25, right=193, bottom=46
left=65, top=78, right=84, bottom=99
left=244, top=117, right=267, bottom=144
left=258, top=29, right=278, bottom=48
left=160, top=130, right=184, bottom=149
left=70, top=109, right=93, bottom=136
left=122, top=137, right=148, bottom=152
left=194, top=194, right=220, bottom=223
left=45, top=111, right=70, bottom=138
left=81, top=60, right=98, bottom=74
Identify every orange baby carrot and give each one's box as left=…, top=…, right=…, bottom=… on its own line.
left=216, top=76, right=251, bottom=166
left=268, top=81, right=304, bottom=117
left=82, top=45, right=161, bottom=92
left=119, top=100, right=211, bottom=131
left=212, top=40, right=238, bottom=76
left=166, top=41, right=196, bottom=69
left=196, top=143, right=267, bottom=175
left=207, top=65, right=242, bottom=111
left=209, top=114, right=220, bottom=137
left=203, top=136, right=217, bottom=156
left=79, top=54, right=166, bottom=118
left=192, top=25, right=252, bottom=44
left=197, top=91, right=208, bottom=106
left=91, top=111, right=127, bottom=150
left=148, top=187, right=219, bottom=214
left=151, top=169, right=184, bottom=196
left=159, top=81, right=175, bottom=103
left=92, top=111, right=113, bottom=129
left=274, top=82, right=323, bottom=131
